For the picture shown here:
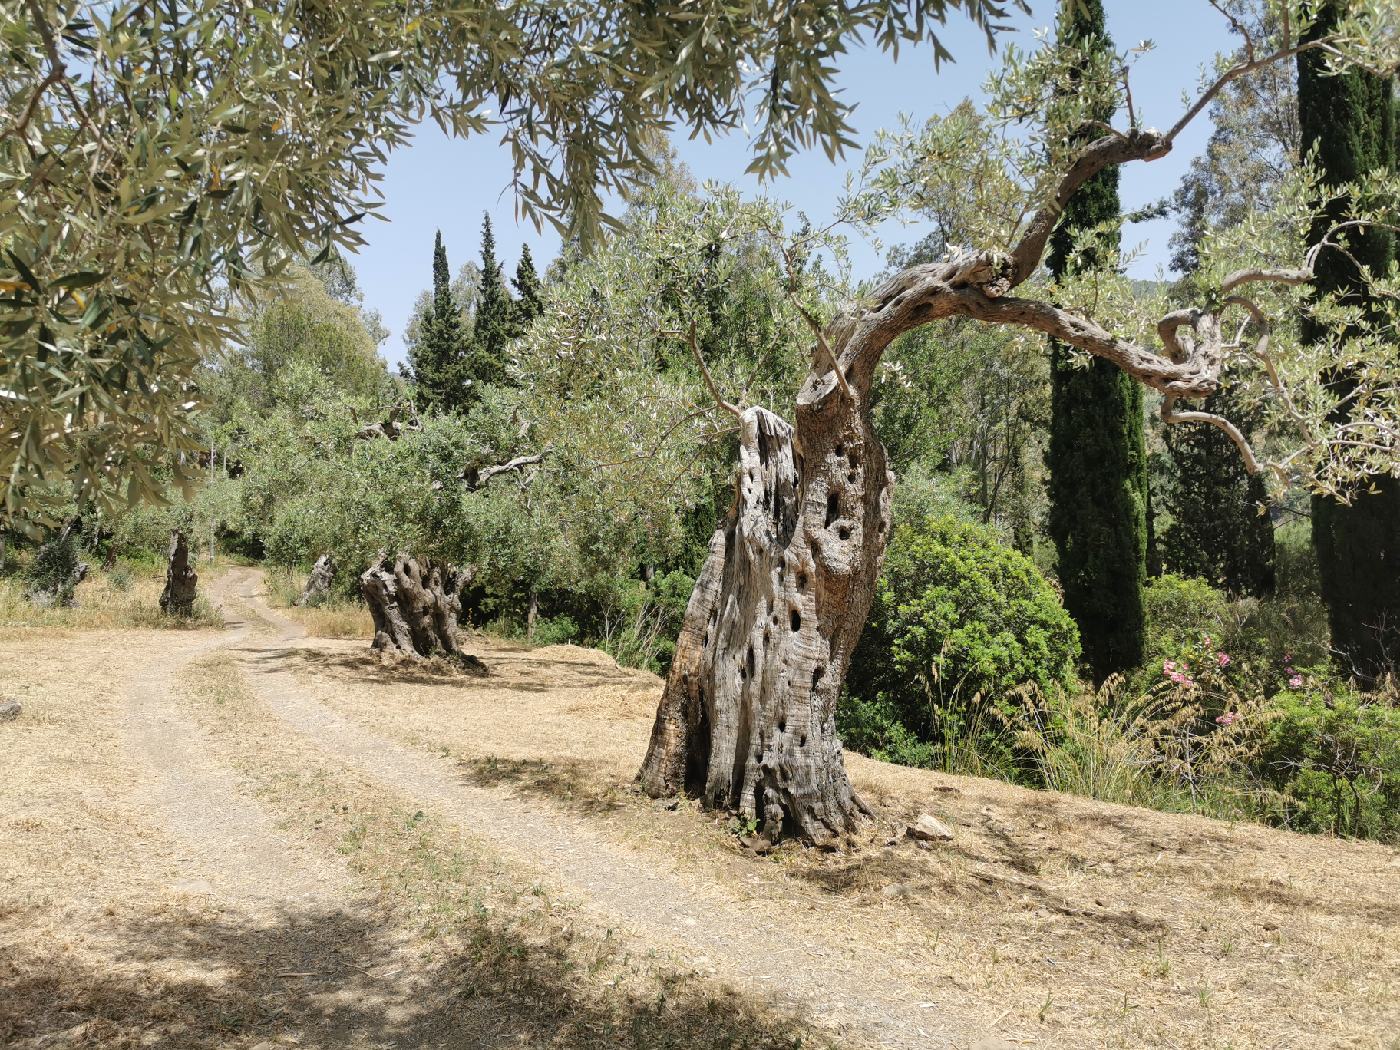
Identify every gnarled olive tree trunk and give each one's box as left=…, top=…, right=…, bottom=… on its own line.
left=360, top=552, right=484, bottom=671
left=297, top=553, right=336, bottom=606
left=639, top=125, right=1307, bottom=843
left=637, top=354, right=893, bottom=844
left=159, top=530, right=198, bottom=616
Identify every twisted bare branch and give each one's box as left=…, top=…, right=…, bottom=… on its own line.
left=662, top=322, right=744, bottom=421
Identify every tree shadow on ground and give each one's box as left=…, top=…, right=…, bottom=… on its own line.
left=459, top=754, right=632, bottom=817
left=784, top=830, right=1168, bottom=941
left=1, top=899, right=829, bottom=1050
left=253, top=644, right=642, bottom=694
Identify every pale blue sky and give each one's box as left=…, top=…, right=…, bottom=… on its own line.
left=353, top=2, right=1238, bottom=364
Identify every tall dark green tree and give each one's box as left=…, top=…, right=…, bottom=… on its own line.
left=1160, top=8, right=1289, bottom=599
left=469, top=214, right=515, bottom=389
left=1045, top=0, right=1149, bottom=683
left=1161, top=391, right=1276, bottom=596
left=1299, top=0, right=1400, bottom=682
left=409, top=230, right=471, bottom=413
left=512, top=243, right=544, bottom=331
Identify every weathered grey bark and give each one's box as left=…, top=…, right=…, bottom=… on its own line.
left=297, top=553, right=336, bottom=606
left=637, top=324, right=894, bottom=845
left=360, top=552, right=484, bottom=671
left=355, top=401, right=421, bottom=442
left=640, top=114, right=1320, bottom=843
left=159, top=530, right=198, bottom=616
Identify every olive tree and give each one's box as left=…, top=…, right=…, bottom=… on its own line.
left=0, top=0, right=1015, bottom=528
left=635, top=5, right=1400, bottom=844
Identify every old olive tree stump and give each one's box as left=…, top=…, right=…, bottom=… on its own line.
left=159, top=530, right=198, bottom=616
left=360, top=552, right=484, bottom=672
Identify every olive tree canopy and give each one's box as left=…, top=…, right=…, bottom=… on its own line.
left=0, top=0, right=1018, bottom=528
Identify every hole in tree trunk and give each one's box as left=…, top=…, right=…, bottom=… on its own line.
left=825, top=492, right=839, bottom=527
left=790, top=608, right=801, bottom=632
left=797, top=571, right=807, bottom=591
left=838, top=526, right=851, bottom=541
left=746, top=645, right=755, bottom=678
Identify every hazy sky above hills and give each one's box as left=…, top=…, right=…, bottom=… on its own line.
left=351, top=2, right=1237, bottom=365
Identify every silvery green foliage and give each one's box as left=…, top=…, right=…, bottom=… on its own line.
left=833, top=1, right=1400, bottom=499
left=512, top=172, right=846, bottom=541
left=0, top=0, right=1017, bottom=527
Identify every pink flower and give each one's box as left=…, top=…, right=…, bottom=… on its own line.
left=1163, top=659, right=1176, bottom=674
left=1288, top=674, right=1304, bottom=689
left=1170, top=672, right=1195, bottom=687
left=1217, top=652, right=1231, bottom=667
left=1204, top=635, right=1213, bottom=647
left=1215, top=711, right=1239, bottom=727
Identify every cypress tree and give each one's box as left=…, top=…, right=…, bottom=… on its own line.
left=1298, top=0, right=1400, bottom=682
left=1161, top=66, right=1285, bottom=600
left=1161, top=388, right=1276, bottom=596
left=1045, top=0, right=1149, bottom=683
left=512, top=243, right=544, bottom=330
left=469, top=213, right=514, bottom=389
left=409, top=230, right=471, bottom=413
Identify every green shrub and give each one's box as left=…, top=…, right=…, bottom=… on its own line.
left=845, top=515, right=1080, bottom=769
left=530, top=615, right=579, bottom=647
left=1143, top=573, right=1232, bottom=665
left=1256, top=674, right=1400, bottom=841
left=838, top=693, right=938, bottom=770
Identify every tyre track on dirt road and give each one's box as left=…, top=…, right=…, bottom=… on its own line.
left=221, top=568, right=980, bottom=1050
left=121, top=570, right=351, bottom=907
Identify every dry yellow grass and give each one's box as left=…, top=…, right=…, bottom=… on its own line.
left=261, top=565, right=374, bottom=639
left=2, top=571, right=1396, bottom=1050
left=0, top=564, right=221, bottom=632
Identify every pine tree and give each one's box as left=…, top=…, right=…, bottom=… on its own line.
left=1299, top=0, right=1400, bottom=681
left=512, top=243, right=544, bottom=331
left=469, top=213, right=514, bottom=389
left=1045, top=0, right=1149, bottom=683
left=408, top=230, right=471, bottom=413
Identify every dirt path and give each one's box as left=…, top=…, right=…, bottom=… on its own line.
left=121, top=572, right=349, bottom=907
left=217, top=568, right=973, bottom=1049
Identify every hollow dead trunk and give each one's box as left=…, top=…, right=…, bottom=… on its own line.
left=638, top=335, right=893, bottom=845
left=159, top=530, right=198, bottom=616
left=297, top=553, right=336, bottom=606
left=360, top=552, right=484, bottom=671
